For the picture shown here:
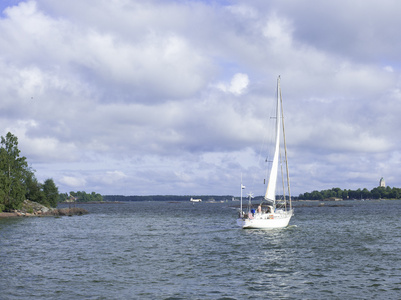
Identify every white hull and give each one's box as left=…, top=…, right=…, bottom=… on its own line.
left=190, top=198, right=202, bottom=202
left=237, top=210, right=293, bottom=229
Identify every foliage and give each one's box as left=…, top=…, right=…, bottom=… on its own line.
left=25, top=175, right=60, bottom=208
left=0, top=132, right=62, bottom=211
left=59, top=192, right=69, bottom=202
left=64, top=191, right=103, bottom=202
left=25, top=171, right=46, bottom=205
left=43, top=178, right=59, bottom=208
left=298, top=186, right=401, bottom=200
left=0, top=132, right=29, bottom=211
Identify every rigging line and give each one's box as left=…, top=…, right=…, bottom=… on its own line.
left=280, top=81, right=292, bottom=210
left=279, top=145, right=287, bottom=210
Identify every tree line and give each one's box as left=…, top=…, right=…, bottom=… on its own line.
left=0, top=132, right=59, bottom=212
left=297, top=186, right=401, bottom=200
left=59, top=191, right=103, bottom=202
left=103, top=195, right=233, bottom=202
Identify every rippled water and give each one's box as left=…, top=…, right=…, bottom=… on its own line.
left=1, top=200, right=401, bottom=299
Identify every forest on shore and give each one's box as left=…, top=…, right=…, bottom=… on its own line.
left=0, top=132, right=102, bottom=213
left=59, top=191, right=103, bottom=203
left=297, top=186, right=401, bottom=200
left=0, top=132, right=59, bottom=212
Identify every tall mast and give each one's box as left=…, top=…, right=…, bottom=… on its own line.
left=280, top=147, right=287, bottom=210
left=240, top=174, right=244, bottom=215
left=280, top=78, right=292, bottom=210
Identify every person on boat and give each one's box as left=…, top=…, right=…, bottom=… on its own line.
left=257, top=205, right=262, bottom=213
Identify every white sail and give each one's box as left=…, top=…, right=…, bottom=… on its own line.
left=264, top=76, right=281, bottom=203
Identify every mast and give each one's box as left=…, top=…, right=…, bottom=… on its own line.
left=264, top=76, right=281, bottom=204
left=279, top=147, right=287, bottom=210
left=280, top=80, right=292, bottom=210
left=240, top=174, right=244, bottom=215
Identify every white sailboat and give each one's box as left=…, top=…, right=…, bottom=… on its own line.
left=237, top=76, right=293, bottom=229
left=190, top=197, right=202, bottom=202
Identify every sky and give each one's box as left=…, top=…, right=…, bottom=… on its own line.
left=1, top=0, right=400, bottom=197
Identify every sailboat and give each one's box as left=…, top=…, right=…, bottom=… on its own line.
left=237, top=76, right=293, bottom=229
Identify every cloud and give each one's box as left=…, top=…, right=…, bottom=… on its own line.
left=60, top=176, right=87, bottom=188
left=217, top=73, right=250, bottom=95
left=1, top=0, right=401, bottom=196
left=98, top=171, right=128, bottom=184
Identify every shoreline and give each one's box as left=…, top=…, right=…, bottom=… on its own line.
left=0, top=208, right=88, bottom=218
left=0, top=200, right=88, bottom=218
left=0, top=212, right=19, bottom=218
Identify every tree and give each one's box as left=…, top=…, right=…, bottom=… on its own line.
left=43, top=178, right=59, bottom=208
left=361, top=188, right=371, bottom=199
left=0, top=132, right=29, bottom=211
left=63, top=190, right=103, bottom=202
left=371, top=187, right=381, bottom=199
left=59, top=192, right=69, bottom=202
left=25, top=171, right=46, bottom=205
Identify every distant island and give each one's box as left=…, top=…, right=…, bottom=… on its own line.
left=297, top=186, right=401, bottom=201
left=102, top=195, right=233, bottom=202
left=102, top=186, right=401, bottom=202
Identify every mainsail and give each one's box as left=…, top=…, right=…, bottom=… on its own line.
left=264, top=76, right=281, bottom=203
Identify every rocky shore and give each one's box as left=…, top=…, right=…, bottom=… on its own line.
left=0, top=200, right=88, bottom=218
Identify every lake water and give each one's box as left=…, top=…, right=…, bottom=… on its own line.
left=1, top=200, right=401, bottom=299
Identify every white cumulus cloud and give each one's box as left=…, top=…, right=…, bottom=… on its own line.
left=217, top=73, right=249, bottom=95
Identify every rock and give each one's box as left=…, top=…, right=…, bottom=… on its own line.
left=0, top=200, right=87, bottom=218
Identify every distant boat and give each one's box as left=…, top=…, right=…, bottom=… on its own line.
left=190, top=197, right=202, bottom=202
left=237, top=76, right=293, bottom=229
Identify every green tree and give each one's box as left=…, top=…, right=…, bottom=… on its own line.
left=310, top=190, right=323, bottom=200
left=330, top=187, right=343, bottom=199
left=25, top=171, right=46, bottom=205
left=59, top=192, right=69, bottom=202
left=65, top=190, right=103, bottom=202
left=91, top=191, right=103, bottom=202
left=361, top=188, right=371, bottom=199
left=43, top=178, right=59, bottom=208
left=0, top=132, right=29, bottom=211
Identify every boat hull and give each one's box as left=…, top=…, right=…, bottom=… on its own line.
left=237, top=210, right=293, bottom=229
